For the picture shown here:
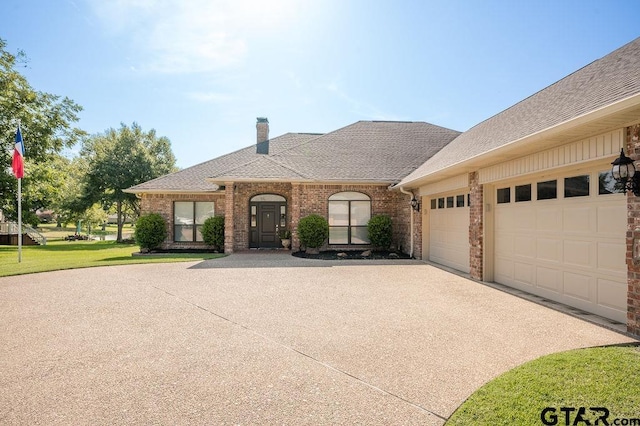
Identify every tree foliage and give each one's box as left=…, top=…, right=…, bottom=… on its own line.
left=80, top=122, right=177, bottom=241
left=0, top=38, right=84, bottom=221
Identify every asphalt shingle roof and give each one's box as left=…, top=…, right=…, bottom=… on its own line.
left=128, top=121, right=460, bottom=192
left=399, top=37, right=640, bottom=186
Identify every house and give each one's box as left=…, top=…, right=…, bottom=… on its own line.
left=396, top=37, right=640, bottom=334
left=127, top=37, right=640, bottom=336
left=125, top=119, right=461, bottom=255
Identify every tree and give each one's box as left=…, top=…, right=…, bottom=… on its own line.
left=80, top=123, right=177, bottom=241
left=0, top=38, right=84, bottom=222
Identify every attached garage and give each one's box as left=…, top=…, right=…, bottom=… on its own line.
left=490, top=166, right=627, bottom=322
left=425, top=190, right=470, bottom=273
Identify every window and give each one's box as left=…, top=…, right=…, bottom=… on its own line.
left=456, top=195, right=465, bottom=207
left=515, top=184, right=532, bottom=202
left=537, top=180, right=557, bottom=200
left=446, top=196, right=454, bottom=208
left=174, top=201, right=215, bottom=242
left=497, top=187, right=511, bottom=204
left=565, top=175, right=589, bottom=198
left=598, top=171, right=619, bottom=195
left=430, top=199, right=437, bottom=209
left=328, top=192, right=371, bottom=245
left=438, top=198, right=445, bottom=208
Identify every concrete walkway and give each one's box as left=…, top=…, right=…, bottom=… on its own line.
left=0, top=253, right=635, bottom=425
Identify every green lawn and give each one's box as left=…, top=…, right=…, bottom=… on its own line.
left=446, top=345, right=640, bottom=425
left=0, top=240, right=225, bottom=277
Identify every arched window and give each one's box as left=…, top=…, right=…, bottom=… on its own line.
left=328, top=192, right=371, bottom=245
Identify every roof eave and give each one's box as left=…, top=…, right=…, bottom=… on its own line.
left=398, top=92, right=640, bottom=189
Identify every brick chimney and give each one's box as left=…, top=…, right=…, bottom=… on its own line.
left=256, top=117, right=269, bottom=154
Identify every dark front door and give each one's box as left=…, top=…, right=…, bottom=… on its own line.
left=250, top=201, right=286, bottom=248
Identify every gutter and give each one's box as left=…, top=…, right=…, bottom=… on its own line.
left=398, top=186, right=415, bottom=258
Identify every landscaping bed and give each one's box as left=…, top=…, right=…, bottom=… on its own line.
left=292, top=250, right=411, bottom=260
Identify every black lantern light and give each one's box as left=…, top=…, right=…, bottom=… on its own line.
left=410, top=196, right=420, bottom=212
left=611, top=148, right=640, bottom=196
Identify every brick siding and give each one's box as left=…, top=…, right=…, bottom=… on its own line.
left=626, top=123, right=640, bottom=336
left=469, top=172, right=483, bottom=280
left=139, top=182, right=418, bottom=257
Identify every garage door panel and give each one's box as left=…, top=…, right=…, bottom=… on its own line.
left=537, top=267, right=561, bottom=292
left=516, top=209, right=536, bottom=230
left=537, top=208, right=562, bottom=232
left=563, top=272, right=592, bottom=301
left=563, top=240, right=592, bottom=268
left=597, top=242, right=625, bottom=272
left=597, top=278, right=627, bottom=312
left=495, top=234, right=514, bottom=255
left=563, top=207, right=592, bottom=234
left=537, top=238, right=561, bottom=263
left=514, top=262, right=534, bottom=285
left=514, top=236, right=536, bottom=258
left=597, top=205, right=625, bottom=235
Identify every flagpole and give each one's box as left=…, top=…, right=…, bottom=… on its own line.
left=17, top=177, right=22, bottom=263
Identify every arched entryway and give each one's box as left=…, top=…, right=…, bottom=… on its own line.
left=249, top=194, right=287, bottom=248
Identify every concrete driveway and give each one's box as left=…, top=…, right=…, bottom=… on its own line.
left=0, top=253, right=635, bottom=425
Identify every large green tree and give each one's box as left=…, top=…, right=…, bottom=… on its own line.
left=80, top=122, right=177, bottom=241
left=0, top=38, right=84, bottom=222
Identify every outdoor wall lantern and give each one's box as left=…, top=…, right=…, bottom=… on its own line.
left=410, top=196, right=420, bottom=212
left=611, top=148, right=640, bottom=196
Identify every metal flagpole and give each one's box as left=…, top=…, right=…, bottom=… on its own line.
left=17, top=176, right=22, bottom=263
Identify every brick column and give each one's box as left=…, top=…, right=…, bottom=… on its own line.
left=469, top=172, right=484, bottom=280
left=291, top=183, right=301, bottom=252
left=224, top=182, right=235, bottom=253
left=626, top=124, right=640, bottom=336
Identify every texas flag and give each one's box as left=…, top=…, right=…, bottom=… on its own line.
left=12, top=126, right=24, bottom=179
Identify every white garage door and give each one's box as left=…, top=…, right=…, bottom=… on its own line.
left=429, top=193, right=470, bottom=273
left=494, top=170, right=626, bottom=322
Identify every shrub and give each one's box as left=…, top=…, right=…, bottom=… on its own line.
left=201, top=216, right=225, bottom=250
left=134, top=213, right=167, bottom=251
left=367, top=214, right=392, bottom=249
left=297, top=214, right=329, bottom=249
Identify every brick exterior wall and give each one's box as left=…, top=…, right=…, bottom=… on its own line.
left=625, top=123, right=640, bottom=336
left=469, top=172, right=483, bottom=280
left=139, top=182, right=418, bottom=257
left=140, top=192, right=226, bottom=250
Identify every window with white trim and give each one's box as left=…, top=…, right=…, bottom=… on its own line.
left=174, top=201, right=215, bottom=242
left=328, top=192, right=371, bottom=245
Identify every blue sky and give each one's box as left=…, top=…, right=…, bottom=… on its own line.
left=3, top=0, right=640, bottom=168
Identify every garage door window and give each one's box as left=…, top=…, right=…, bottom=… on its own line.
left=497, top=187, right=511, bottom=203
left=537, top=180, right=557, bottom=200
left=598, top=171, right=619, bottom=195
left=431, top=199, right=437, bottom=209
left=456, top=195, right=465, bottom=207
left=565, top=175, right=589, bottom=198
left=515, top=184, right=532, bottom=202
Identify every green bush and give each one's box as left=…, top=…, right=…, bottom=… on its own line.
left=201, top=216, right=225, bottom=250
left=367, top=214, right=392, bottom=249
left=297, top=214, right=329, bottom=249
left=134, top=213, right=167, bottom=251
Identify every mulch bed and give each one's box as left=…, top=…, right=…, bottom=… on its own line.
left=292, top=250, right=411, bottom=260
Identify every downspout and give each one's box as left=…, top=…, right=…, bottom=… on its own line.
left=399, top=186, right=415, bottom=258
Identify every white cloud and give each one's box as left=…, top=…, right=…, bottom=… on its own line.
left=87, top=0, right=298, bottom=74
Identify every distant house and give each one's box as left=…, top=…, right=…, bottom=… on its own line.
left=125, top=119, right=460, bottom=255
left=128, top=37, right=640, bottom=336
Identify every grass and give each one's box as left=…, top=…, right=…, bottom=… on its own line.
left=0, top=240, right=225, bottom=277
left=446, top=345, right=640, bottom=425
